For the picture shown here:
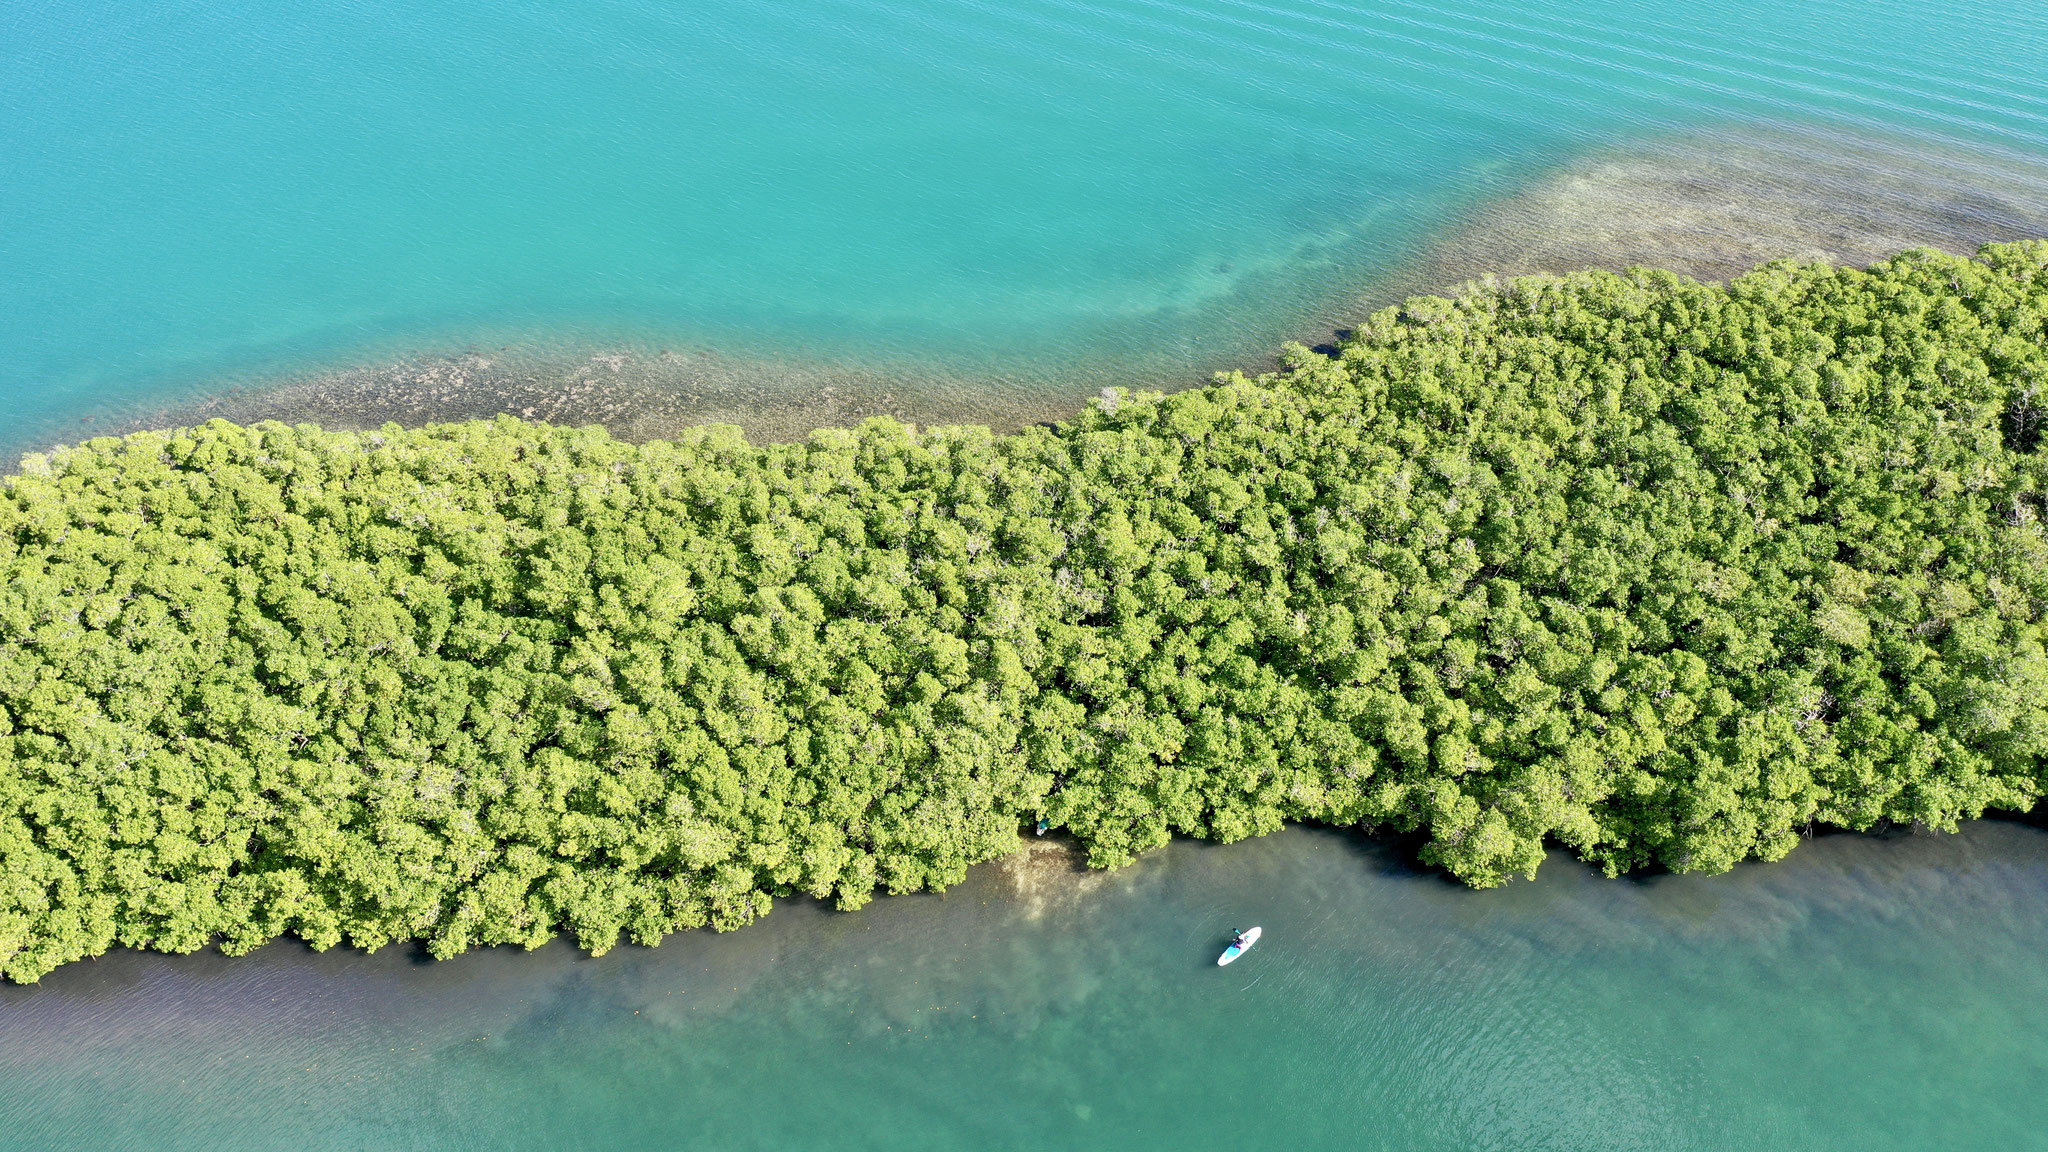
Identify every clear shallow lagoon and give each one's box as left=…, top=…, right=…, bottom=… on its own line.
left=7, top=0, right=2048, bottom=452
left=6, top=823, right=2048, bottom=1151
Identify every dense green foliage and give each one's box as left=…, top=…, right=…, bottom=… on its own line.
left=3, top=244, right=2047, bottom=981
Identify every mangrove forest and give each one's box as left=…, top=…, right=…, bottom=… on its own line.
left=1, top=243, right=2044, bottom=981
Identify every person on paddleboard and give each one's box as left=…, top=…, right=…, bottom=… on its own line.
left=1219, top=926, right=1261, bottom=965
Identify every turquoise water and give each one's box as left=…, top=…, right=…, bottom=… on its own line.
left=7, top=0, right=2048, bottom=452
left=6, top=823, right=2048, bottom=1150
left=9, top=3, right=2048, bottom=1145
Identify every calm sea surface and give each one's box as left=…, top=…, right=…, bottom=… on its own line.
left=6, top=0, right=2048, bottom=449
left=4, top=824, right=2047, bottom=1151
left=7, top=1, right=2048, bottom=1146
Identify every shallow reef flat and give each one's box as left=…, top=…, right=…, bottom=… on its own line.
left=103, top=345, right=1087, bottom=448
left=1402, top=124, right=2048, bottom=293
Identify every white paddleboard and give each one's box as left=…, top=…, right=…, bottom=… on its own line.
left=1217, top=926, right=1262, bottom=966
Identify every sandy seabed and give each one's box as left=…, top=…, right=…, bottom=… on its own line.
left=1397, top=123, right=2048, bottom=296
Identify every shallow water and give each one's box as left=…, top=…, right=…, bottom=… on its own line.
left=7, top=0, right=2048, bottom=454
left=8, top=6, right=2048, bottom=1145
left=5, top=824, right=2047, bottom=1150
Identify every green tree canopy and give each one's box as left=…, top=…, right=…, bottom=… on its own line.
left=2, top=243, right=2044, bottom=981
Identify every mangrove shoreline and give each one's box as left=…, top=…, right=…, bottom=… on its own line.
left=1, top=244, right=2044, bottom=981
